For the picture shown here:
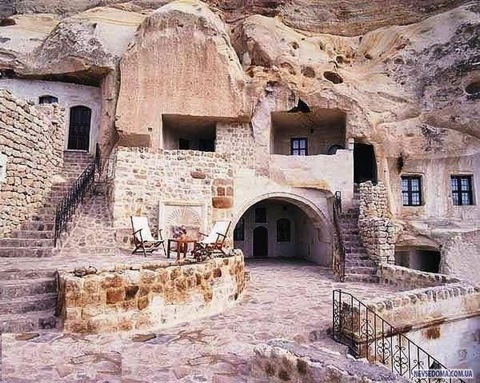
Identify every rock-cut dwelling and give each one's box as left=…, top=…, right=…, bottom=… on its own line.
left=0, top=0, right=479, bottom=320
left=0, top=1, right=480, bottom=280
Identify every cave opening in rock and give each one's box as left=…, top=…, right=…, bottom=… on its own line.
left=162, top=114, right=216, bottom=152
left=354, top=143, right=377, bottom=183
left=271, top=108, right=346, bottom=155
left=323, top=71, right=343, bottom=84
left=394, top=247, right=441, bottom=273
left=465, top=80, right=480, bottom=96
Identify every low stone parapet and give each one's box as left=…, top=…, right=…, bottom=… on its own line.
left=378, top=263, right=462, bottom=289
left=252, top=340, right=409, bottom=383
left=57, top=253, right=245, bottom=333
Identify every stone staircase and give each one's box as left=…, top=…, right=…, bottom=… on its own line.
left=0, top=151, right=92, bottom=332
left=0, top=267, right=59, bottom=332
left=0, top=151, right=93, bottom=258
left=337, top=189, right=378, bottom=283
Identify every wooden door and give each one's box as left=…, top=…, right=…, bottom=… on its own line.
left=68, top=106, right=91, bottom=150
left=253, top=226, right=268, bottom=258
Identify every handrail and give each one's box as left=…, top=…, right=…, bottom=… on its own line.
left=332, top=289, right=466, bottom=383
left=54, top=161, right=96, bottom=246
left=332, top=191, right=346, bottom=282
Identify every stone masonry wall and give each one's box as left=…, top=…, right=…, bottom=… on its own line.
left=0, top=89, right=64, bottom=236
left=216, top=122, right=255, bottom=170
left=112, top=147, right=233, bottom=245
left=378, top=263, right=462, bottom=289
left=359, top=181, right=396, bottom=263
left=58, top=254, right=245, bottom=333
left=364, top=282, right=480, bottom=332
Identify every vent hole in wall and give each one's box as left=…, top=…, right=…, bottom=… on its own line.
left=323, top=71, right=343, bottom=84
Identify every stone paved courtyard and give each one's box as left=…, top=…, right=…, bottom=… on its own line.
left=1, top=259, right=400, bottom=383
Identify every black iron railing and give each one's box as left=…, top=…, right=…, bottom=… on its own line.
left=332, top=290, right=466, bottom=383
left=332, top=191, right=346, bottom=281
left=53, top=146, right=101, bottom=246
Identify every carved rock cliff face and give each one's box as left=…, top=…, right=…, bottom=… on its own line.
left=115, top=1, right=249, bottom=144
left=1, top=0, right=470, bottom=36
left=0, top=1, right=478, bottom=153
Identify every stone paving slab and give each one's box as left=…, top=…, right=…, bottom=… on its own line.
left=1, top=259, right=400, bottom=383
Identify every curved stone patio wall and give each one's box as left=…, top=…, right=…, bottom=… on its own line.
left=58, top=254, right=245, bottom=333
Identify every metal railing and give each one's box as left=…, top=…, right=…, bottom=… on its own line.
left=53, top=144, right=101, bottom=246
left=332, top=191, right=346, bottom=281
left=332, top=290, right=466, bottom=383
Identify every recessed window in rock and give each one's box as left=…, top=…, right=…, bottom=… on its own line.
left=233, top=218, right=245, bottom=241
left=401, top=175, right=422, bottom=206
left=451, top=175, right=473, bottom=205
left=162, top=114, right=216, bottom=152
left=323, top=71, right=343, bottom=84
left=271, top=108, right=346, bottom=156
left=39, top=95, right=58, bottom=104
left=395, top=247, right=440, bottom=273
left=277, top=218, right=291, bottom=242
left=255, top=207, right=267, bottom=223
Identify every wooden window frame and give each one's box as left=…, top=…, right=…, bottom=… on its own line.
left=451, top=175, right=473, bottom=206
left=290, top=137, right=308, bottom=156
left=401, top=175, right=422, bottom=206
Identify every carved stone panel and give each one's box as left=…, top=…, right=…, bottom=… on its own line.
left=159, top=201, right=206, bottom=240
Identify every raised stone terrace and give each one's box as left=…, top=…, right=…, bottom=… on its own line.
left=1, top=258, right=401, bottom=382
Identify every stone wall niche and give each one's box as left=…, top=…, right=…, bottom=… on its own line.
left=271, top=108, right=346, bottom=156
left=162, top=115, right=216, bottom=151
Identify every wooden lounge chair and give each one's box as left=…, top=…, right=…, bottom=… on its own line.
left=192, top=220, right=231, bottom=261
left=131, top=216, right=166, bottom=257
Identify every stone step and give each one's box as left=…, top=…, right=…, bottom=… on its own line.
left=0, top=247, right=53, bottom=257
left=0, top=268, right=56, bottom=280
left=0, top=238, right=54, bottom=248
left=345, top=259, right=376, bottom=267
left=343, top=274, right=379, bottom=284
left=0, top=278, right=57, bottom=299
left=344, top=266, right=377, bottom=275
left=0, top=293, right=57, bottom=315
left=21, top=221, right=55, bottom=231
left=0, top=309, right=59, bottom=333
left=11, top=230, right=54, bottom=239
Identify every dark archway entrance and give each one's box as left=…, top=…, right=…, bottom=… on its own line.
left=395, top=248, right=441, bottom=273
left=354, top=143, right=377, bottom=183
left=253, top=226, right=268, bottom=258
left=68, top=106, right=91, bottom=150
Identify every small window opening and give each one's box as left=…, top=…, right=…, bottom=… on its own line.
left=277, top=218, right=291, bottom=242
left=291, top=138, right=308, bottom=156
left=39, top=95, right=58, bottom=104
left=401, top=176, right=422, bottom=206
left=451, top=175, right=473, bottom=205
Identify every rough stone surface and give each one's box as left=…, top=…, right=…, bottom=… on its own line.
left=0, top=90, right=64, bottom=237
left=2, top=259, right=400, bottom=382
left=359, top=182, right=396, bottom=264
left=58, top=254, right=245, bottom=333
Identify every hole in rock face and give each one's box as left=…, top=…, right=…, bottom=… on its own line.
left=0, top=18, right=15, bottom=27
left=323, top=71, right=343, bottom=84
left=301, top=66, right=316, bottom=78
left=465, top=80, right=480, bottom=95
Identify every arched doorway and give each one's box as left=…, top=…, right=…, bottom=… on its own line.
left=68, top=106, right=91, bottom=151
left=233, top=193, right=333, bottom=266
left=253, top=226, right=268, bottom=258
left=354, top=143, right=377, bottom=183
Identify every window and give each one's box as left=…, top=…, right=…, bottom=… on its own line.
left=199, top=139, right=214, bottom=152
left=277, top=218, right=291, bottom=242
left=291, top=138, right=308, bottom=156
left=39, top=95, right=58, bottom=104
left=179, top=138, right=190, bottom=150
left=401, top=176, right=422, bottom=206
left=255, top=207, right=266, bottom=223
left=233, top=218, right=245, bottom=241
left=451, top=175, right=473, bottom=205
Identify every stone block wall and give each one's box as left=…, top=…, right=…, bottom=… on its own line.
left=58, top=253, right=245, bottom=333
left=364, top=282, right=480, bottom=333
left=216, top=122, right=255, bottom=169
left=378, top=263, right=461, bottom=289
left=111, top=147, right=233, bottom=245
left=0, top=89, right=64, bottom=236
left=359, top=181, right=396, bottom=263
